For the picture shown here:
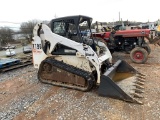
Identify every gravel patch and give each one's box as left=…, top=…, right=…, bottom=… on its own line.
left=0, top=65, right=34, bottom=82
left=0, top=65, right=51, bottom=120
left=0, top=85, right=50, bottom=120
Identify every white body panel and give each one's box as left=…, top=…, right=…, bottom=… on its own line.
left=32, top=36, right=47, bottom=68
left=32, top=23, right=112, bottom=83
left=55, top=56, right=92, bottom=72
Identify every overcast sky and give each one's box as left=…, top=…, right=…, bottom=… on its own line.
left=0, top=0, right=160, bottom=28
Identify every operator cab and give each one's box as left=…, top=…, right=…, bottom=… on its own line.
left=50, top=15, right=95, bottom=49
left=50, top=15, right=97, bottom=54
left=50, top=15, right=109, bottom=56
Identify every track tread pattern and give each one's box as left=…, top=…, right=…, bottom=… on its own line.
left=38, top=58, right=95, bottom=91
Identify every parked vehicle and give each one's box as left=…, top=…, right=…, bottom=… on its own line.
left=5, top=49, right=16, bottom=57
left=31, top=15, right=145, bottom=104
left=23, top=46, right=32, bottom=54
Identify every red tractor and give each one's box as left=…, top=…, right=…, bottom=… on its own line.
left=93, top=25, right=160, bottom=64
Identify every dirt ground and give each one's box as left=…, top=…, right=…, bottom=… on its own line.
left=0, top=45, right=160, bottom=120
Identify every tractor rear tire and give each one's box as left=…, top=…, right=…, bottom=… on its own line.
left=130, top=47, right=148, bottom=64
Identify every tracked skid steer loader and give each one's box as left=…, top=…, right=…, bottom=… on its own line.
left=32, top=15, right=145, bottom=104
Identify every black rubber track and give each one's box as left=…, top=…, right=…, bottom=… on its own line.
left=38, top=58, right=95, bottom=92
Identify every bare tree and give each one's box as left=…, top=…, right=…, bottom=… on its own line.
left=20, top=20, right=50, bottom=39
left=20, top=20, right=40, bottom=39
left=0, top=27, right=14, bottom=45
